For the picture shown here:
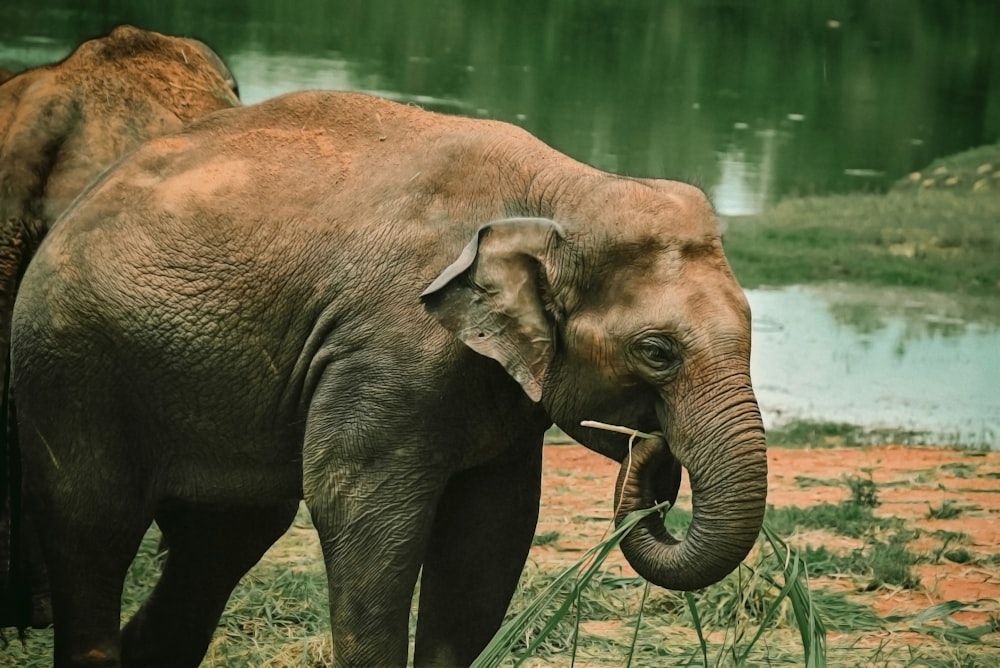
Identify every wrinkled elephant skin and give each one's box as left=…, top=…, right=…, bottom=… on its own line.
left=11, top=90, right=767, bottom=667
left=0, top=24, right=239, bottom=630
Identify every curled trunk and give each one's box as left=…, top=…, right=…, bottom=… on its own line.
left=613, top=406, right=767, bottom=591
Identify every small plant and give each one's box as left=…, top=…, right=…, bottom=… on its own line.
left=927, top=500, right=964, bottom=519
left=845, top=473, right=880, bottom=508
left=930, top=530, right=970, bottom=564
left=868, top=538, right=920, bottom=590
left=943, top=548, right=973, bottom=564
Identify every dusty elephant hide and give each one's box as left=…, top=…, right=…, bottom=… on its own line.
left=11, top=89, right=767, bottom=666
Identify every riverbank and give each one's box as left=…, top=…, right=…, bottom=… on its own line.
left=724, top=143, right=1000, bottom=298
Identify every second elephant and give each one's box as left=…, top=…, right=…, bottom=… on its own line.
left=0, top=24, right=239, bottom=630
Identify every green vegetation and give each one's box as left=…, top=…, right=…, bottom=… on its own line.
left=764, top=473, right=925, bottom=592
left=532, top=530, right=561, bottom=547
left=763, top=418, right=987, bottom=449
left=8, top=434, right=998, bottom=666
left=844, top=474, right=880, bottom=508
left=764, top=421, right=870, bottom=448
left=927, top=500, right=966, bottom=520
left=475, top=515, right=829, bottom=668
left=725, top=144, right=1000, bottom=297
left=6, top=476, right=996, bottom=667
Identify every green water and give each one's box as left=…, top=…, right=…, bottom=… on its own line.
left=2, top=1, right=998, bottom=445
left=2, top=0, right=997, bottom=212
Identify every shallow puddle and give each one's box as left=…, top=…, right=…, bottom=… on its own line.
left=748, top=284, right=1000, bottom=448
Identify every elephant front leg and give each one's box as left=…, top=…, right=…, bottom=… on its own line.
left=305, top=444, right=444, bottom=668
left=414, top=442, right=544, bottom=667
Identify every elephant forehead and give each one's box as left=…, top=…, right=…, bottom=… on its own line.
left=569, top=238, right=723, bottom=309
left=567, top=256, right=749, bottom=346
left=581, top=176, right=720, bottom=237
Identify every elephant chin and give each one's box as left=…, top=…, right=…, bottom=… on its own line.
left=612, top=434, right=766, bottom=591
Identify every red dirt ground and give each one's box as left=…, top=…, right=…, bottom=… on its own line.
left=532, top=443, right=1000, bottom=631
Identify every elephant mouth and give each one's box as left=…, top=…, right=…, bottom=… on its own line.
left=622, top=435, right=683, bottom=512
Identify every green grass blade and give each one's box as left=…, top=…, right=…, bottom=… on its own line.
left=472, top=501, right=669, bottom=668
left=624, top=581, right=650, bottom=668
left=761, top=524, right=827, bottom=668
left=684, top=591, right=709, bottom=667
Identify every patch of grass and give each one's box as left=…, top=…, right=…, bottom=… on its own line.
left=473, top=501, right=673, bottom=667
left=885, top=600, right=998, bottom=646
left=941, top=462, right=979, bottom=479
left=867, top=538, right=921, bottom=590
left=764, top=475, right=922, bottom=592
left=765, top=500, right=903, bottom=539
left=798, top=545, right=862, bottom=577
left=724, top=181, right=1000, bottom=297
left=481, top=520, right=833, bottom=668
left=796, top=539, right=921, bottom=593
left=943, top=548, right=974, bottom=564
left=929, top=530, right=971, bottom=565
left=764, top=420, right=870, bottom=448
left=795, top=475, right=839, bottom=489
left=532, top=531, right=560, bottom=546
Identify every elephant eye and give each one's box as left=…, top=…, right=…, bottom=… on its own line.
left=635, top=336, right=681, bottom=373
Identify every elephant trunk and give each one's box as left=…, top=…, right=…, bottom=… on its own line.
left=613, top=386, right=767, bottom=591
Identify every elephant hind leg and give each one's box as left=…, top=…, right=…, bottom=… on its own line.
left=17, top=419, right=153, bottom=666
left=32, top=493, right=150, bottom=666
left=414, top=442, right=544, bottom=667
left=121, top=499, right=298, bottom=667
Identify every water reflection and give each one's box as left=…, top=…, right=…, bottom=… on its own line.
left=749, top=285, right=1000, bottom=448
left=3, top=2, right=998, bottom=446
left=2, top=0, right=997, bottom=202
left=229, top=52, right=355, bottom=104
left=712, top=129, right=780, bottom=216
left=229, top=50, right=470, bottom=112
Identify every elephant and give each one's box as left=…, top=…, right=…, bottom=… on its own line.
left=0, top=24, right=239, bottom=630
left=9, top=89, right=768, bottom=667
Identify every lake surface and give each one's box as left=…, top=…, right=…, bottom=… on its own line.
left=749, top=285, right=999, bottom=447
left=2, top=1, right=998, bottom=446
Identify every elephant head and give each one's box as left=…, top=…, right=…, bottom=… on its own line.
left=422, top=181, right=767, bottom=591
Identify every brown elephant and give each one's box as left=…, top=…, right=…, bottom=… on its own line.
left=0, top=24, right=239, bottom=630
left=10, top=90, right=767, bottom=666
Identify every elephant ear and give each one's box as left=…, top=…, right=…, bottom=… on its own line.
left=421, top=218, right=565, bottom=402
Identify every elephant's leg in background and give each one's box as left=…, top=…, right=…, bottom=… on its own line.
left=414, top=441, right=544, bottom=667
left=121, top=499, right=299, bottom=666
